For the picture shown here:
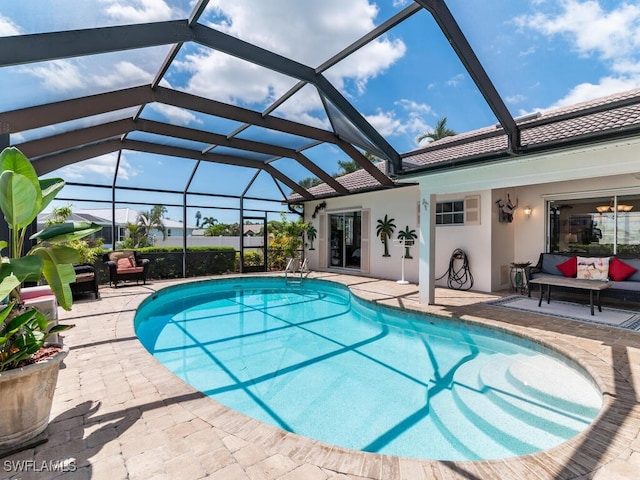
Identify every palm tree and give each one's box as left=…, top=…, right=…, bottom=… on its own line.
left=417, top=117, right=456, bottom=144
left=376, top=214, right=396, bottom=257
left=397, top=226, right=418, bottom=258
left=201, top=216, right=218, bottom=228
left=137, top=204, right=167, bottom=246
left=195, top=210, right=202, bottom=227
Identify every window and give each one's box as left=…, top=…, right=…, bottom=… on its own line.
left=436, top=200, right=464, bottom=225
left=548, top=194, right=640, bottom=256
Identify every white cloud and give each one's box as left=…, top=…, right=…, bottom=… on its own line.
left=56, top=152, right=139, bottom=181
left=545, top=76, right=640, bottom=110
left=99, top=0, right=175, bottom=22
left=185, top=0, right=407, bottom=119
left=396, top=99, right=432, bottom=114
left=446, top=73, right=465, bottom=87
left=515, top=0, right=640, bottom=104
left=94, top=61, right=151, bottom=89
left=366, top=100, right=433, bottom=143
left=19, top=58, right=155, bottom=94
left=506, top=94, right=526, bottom=104
left=20, top=60, right=86, bottom=92
left=0, top=14, right=21, bottom=36
left=149, top=103, right=203, bottom=126
left=516, top=1, right=640, bottom=61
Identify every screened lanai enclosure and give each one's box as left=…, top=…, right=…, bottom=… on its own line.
left=0, top=0, right=567, bottom=275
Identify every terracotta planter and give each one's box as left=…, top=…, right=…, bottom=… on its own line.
left=0, top=346, right=68, bottom=456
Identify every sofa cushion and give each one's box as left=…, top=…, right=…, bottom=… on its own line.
left=541, top=254, right=572, bottom=275
left=576, top=256, right=609, bottom=280
left=609, top=257, right=638, bottom=282
left=607, top=280, right=640, bottom=291
left=620, top=258, right=640, bottom=282
left=116, top=257, right=135, bottom=270
left=556, top=256, right=577, bottom=277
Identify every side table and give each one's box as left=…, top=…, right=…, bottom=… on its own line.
left=509, top=262, right=530, bottom=295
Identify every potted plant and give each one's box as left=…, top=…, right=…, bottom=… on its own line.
left=0, top=147, right=101, bottom=455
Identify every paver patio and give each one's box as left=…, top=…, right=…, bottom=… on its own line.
left=3, top=272, right=640, bottom=479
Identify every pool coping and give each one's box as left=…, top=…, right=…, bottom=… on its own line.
left=39, top=272, right=640, bottom=479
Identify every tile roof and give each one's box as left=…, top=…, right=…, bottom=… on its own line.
left=291, top=88, right=640, bottom=202
left=289, top=161, right=398, bottom=201
left=403, top=87, right=640, bottom=172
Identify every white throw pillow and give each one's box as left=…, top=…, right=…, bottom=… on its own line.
left=576, top=256, right=609, bottom=280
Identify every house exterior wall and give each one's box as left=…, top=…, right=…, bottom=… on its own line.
left=305, top=186, right=421, bottom=283
left=304, top=138, right=640, bottom=295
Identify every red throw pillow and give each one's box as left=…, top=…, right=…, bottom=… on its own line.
left=609, top=257, right=637, bottom=281
left=556, top=256, right=577, bottom=277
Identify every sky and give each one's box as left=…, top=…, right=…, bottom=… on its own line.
left=2, top=0, right=640, bottom=225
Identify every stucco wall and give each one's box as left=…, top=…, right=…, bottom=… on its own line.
left=303, top=138, right=640, bottom=295
left=304, top=186, right=420, bottom=283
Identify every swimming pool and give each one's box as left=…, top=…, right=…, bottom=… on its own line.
left=134, top=277, right=602, bottom=461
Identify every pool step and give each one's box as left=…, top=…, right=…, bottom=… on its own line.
left=452, top=354, right=559, bottom=457
left=504, top=354, right=601, bottom=417
left=477, top=354, right=595, bottom=440
left=428, top=384, right=513, bottom=460
left=469, top=353, right=595, bottom=443
left=427, top=352, right=601, bottom=459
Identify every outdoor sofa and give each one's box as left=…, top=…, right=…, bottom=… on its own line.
left=103, top=250, right=150, bottom=287
left=525, top=252, right=640, bottom=302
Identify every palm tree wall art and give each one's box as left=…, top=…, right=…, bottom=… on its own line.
left=376, top=214, right=396, bottom=257
left=397, top=226, right=418, bottom=258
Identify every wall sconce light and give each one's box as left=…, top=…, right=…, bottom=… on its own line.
left=523, top=207, right=532, bottom=217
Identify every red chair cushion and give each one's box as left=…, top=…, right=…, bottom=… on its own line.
left=116, top=266, right=144, bottom=274
left=556, top=256, right=577, bottom=277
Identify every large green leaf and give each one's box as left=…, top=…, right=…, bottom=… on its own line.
left=0, top=276, right=21, bottom=302
left=39, top=177, right=65, bottom=213
left=30, top=245, right=79, bottom=310
left=0, top=171, right=39, bottom=228
left=0, top=256, right=44, bottom=284
left=30, top=221, right=102, bottom=243
left=0, top=147, right=39, bottom=186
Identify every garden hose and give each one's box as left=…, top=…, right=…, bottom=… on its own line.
left=436, top=248, right=474, bottom=291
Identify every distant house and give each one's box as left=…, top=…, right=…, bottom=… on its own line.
left=38, top=208, right=196, bottom=249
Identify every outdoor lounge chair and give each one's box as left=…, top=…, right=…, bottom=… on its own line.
left=71, top=263, right=99, bottom=299
left=103, top=250, right=150, bottom=287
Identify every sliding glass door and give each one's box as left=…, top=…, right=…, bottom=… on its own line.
left=329, top=211, right=362, bottom=269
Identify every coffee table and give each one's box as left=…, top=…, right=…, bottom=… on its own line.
left=528, top=276, right=610, bottom=316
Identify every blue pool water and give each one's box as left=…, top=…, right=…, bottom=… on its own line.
left=134, top=277, right=602, bottom=461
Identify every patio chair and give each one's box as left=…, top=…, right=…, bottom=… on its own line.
left=71, top=263, right=99, bottom=299
left=103, top=250, right=150, bottom=287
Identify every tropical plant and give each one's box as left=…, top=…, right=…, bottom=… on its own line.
left=417, top=117, right=457, bottom=144
left=376, top=214, right=396, bottom=257
left=267, top=215, right=308, bottom=268
left=43, top=203, right=103, bottom=264
left=137, top=205, right=167, bottom=246
left=306, top=224, right=317, bottom=250
left=0, top=147, right=101, bottom=371
left=397, top=226, right=418, bottom=259
left=200, top=216, right=218, bottom=228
